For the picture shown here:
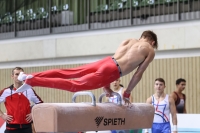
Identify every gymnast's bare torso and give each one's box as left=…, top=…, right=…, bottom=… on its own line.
left=113, top=38, right=155, bottom=77
left=104, top=37, right=156, bottom=106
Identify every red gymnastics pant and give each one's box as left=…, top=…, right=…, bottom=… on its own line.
left=25, top=57, right=121, bottom=92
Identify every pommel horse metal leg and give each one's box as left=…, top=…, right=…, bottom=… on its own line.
left=32, top=91, right=154, bottom=132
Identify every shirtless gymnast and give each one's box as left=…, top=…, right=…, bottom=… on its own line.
left=16, top=30, right=158, bottom=105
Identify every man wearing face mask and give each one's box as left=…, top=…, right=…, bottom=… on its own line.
left=170, top=78, right=187, bottom=113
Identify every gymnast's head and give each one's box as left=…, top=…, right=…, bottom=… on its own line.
left=154, top=78, right=166, bottom=92
left=140, top=30, right=158, bottom=49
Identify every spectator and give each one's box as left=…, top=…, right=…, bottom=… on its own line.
left=145, top=78, right=177, bottom=133
left=170, top=78, right=187, bottom=113
left=108, top=78, right=133, bottom=104
left=107, top=78, right=134, bottom=133
left=0, top=67, right=43, bottom=133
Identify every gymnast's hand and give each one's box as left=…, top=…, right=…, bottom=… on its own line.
left=103, top=87, right=114, bottom=97
left=123, top=97, right=132, bottom=108
left=123, top=90, right=133, bottom=108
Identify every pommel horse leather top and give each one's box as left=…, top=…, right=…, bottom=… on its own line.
left=32, top=92, right=154, bottom=132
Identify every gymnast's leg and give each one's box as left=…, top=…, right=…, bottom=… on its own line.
left=16, top=57, right=120, bottom=92
left=18, top=57, right=110, bottom=81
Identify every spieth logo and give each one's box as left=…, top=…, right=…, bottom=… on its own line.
left=95, top=117, right=125, bottom=127
left=95, top=117, right=104, bottom=127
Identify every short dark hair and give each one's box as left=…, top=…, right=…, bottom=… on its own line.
left=12, top=67, right=24, bottom=75
left=155, top=78, right=165, bottom=85
left=140, top=30, right=158, bottom=49
left=176, top=78, right=186, bottom=85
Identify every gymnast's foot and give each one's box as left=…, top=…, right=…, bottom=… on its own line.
left=18, top=72, right=33, bottom=81
left=15, top=83, right=32, bottom=93
left=18, top=72, right=27, bottom=81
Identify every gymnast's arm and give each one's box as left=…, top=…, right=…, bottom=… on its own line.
left=183, top=94, right=187, bottom=113
left=26, top=88, right=44, bottom=123
left=170, top=92, right=178, bottom=113
left=146, top=97, right=152, bottom=104
left=170, top=92, right=177, bottom=103
left=122, top=88, right=133, bottom=102
left=169, top=96, right=178, bottom=133
left=0, top=90, right=13, bottom=123
left=125, top=50, right=155, bottom=94
left=184, top=104, right=187, bottom=113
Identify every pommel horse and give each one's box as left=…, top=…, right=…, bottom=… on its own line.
left=32, top=92, right=154, bottom=132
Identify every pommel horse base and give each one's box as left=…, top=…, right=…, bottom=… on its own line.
left=32, top=92, right=154, bottom=132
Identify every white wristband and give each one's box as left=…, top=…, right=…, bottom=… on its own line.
left=144, top=129, right=149, bottom=132
left=172, top=125, right=177, bottom=131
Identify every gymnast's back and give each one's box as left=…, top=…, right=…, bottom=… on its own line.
left=113, top=38, right=155, bottom=76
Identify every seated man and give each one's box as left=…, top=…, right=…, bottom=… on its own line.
left=16, top=30, right=158, bottom=105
